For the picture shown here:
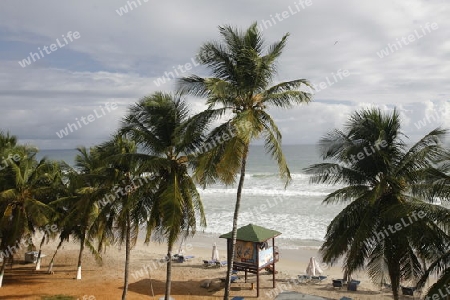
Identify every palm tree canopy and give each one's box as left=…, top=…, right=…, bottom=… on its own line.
left=121, top=92, right=206, bottom=245
left=0, top=152, right=60, bottom=247
left=178, top=22, right=312, bottom=187
left=304, top=108, right=450, bottom=299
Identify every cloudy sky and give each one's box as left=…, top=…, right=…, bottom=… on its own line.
left=1, top=0, right=449, bottom=149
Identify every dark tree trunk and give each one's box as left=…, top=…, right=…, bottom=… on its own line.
left=385, top=238, right=403, bottom=300
left=122, top=215, right=131, bottom=300
left=35, top=234, right=46, bottom=271
left=165, top=242, right=174, bottom=300
left=224, top=143, right=249, bottom=300
left=76, top=233, right=85, bottom=280
left=48, top=239, right=64, bottom=273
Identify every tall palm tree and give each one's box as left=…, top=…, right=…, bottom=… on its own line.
left=53, top=147, right=108, bottom=280
left=178, top=22, right=312, bottom=299
left=121, top=92, right=206, bottom=300
left=304, top=108, right=450, bottom=300
left=0, top=150, right=56, bottom=287
left=94, top=134, right=154, bottom=300
left=33, top=160, right=69, bottom=271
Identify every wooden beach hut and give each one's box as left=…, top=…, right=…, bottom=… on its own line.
left=220, top=223, right=281, bottom=297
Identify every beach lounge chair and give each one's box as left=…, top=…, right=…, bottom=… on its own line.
left=347, top=280, right=360, bottom=291
left=175, top=255, right=194, bottom=262
left=333, top=279, right=345, bottom=288
left=231, top=297, right=244, bottom=300
left=311, top=275, right=328, bottom=282
left=298, top=274, right=311, bottom=283
left=215, top=260, right=227, bottom=267
left=340, top=297, right=352, bottom=300
left=401, top=286, right=416, bottom=296
left=203, top=259, right=225, bottom=267
left=203, top=260, right=215, bottom=267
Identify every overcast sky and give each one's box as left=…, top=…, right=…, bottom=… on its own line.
left=1, top=0, right=449, bottom=149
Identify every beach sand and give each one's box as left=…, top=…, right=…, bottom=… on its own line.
left=1, top=233, right=400, bottom=300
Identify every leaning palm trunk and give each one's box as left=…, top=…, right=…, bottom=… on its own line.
left=76, top=233, right=85, bottom=280
left=386, top=245, right=402, bottom=300
left=165, top=242, right=174, bottom=300
left=122, top=215, right=131, bottom=300
left=35, top=234, right=46, bottom=271
left=388, top=262, right=401, bottom=300
left=224, top=144, right=249, bottom=300
left=0, top=256, right=6, bottom=287
left=47, top=239, right=64, bottom=274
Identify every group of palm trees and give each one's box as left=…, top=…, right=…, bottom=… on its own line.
left=0, top=22, right=448, bottom=300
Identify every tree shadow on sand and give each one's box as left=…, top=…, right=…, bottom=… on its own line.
left=127, top=278, right=226, bottom=298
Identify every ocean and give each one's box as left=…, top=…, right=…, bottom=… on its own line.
left=37, top=145, right=346, bottom=248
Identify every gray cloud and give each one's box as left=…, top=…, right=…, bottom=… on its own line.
left=0, top=0, right=449, bottom=149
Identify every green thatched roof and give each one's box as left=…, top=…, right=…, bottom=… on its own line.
left=219, top=223, right=281, bottom=242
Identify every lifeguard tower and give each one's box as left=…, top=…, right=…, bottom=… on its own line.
left=220, top=223, right=281, bottom=297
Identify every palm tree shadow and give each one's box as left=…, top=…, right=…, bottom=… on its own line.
left=127, top=278, right=223, bottom=298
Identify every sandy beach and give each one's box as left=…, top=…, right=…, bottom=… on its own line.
left=0, top=233, right=402, bottom=300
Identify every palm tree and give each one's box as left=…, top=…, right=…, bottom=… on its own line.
left=304, top=108, right=450, bottom=300
left=121, top=92, right=207, bottom=300
left=414, top=151, right=450, bottom=298
left=46, top=228, right=70, bottom=274
left=94, top=134, right=154, bottom=300
left=33, top=160, right=69, bottom=271
left=178, top=22, right=312, bottom=299
left=53, top=147, right=108, bottom=280
left=0, top=149, right=56, bottom=287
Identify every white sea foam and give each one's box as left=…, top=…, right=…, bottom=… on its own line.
left=198, top=188, right=330, bottom=197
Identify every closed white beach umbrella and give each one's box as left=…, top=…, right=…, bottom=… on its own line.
left=212, top=242, right=219, bottom=261
left=306, top=257, right=323, bottom=276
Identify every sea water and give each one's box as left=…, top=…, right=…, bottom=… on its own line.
left=37, top=145, right=346, bottom=247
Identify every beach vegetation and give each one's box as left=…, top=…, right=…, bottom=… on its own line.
left=305, top=108, right=450, bottom=300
